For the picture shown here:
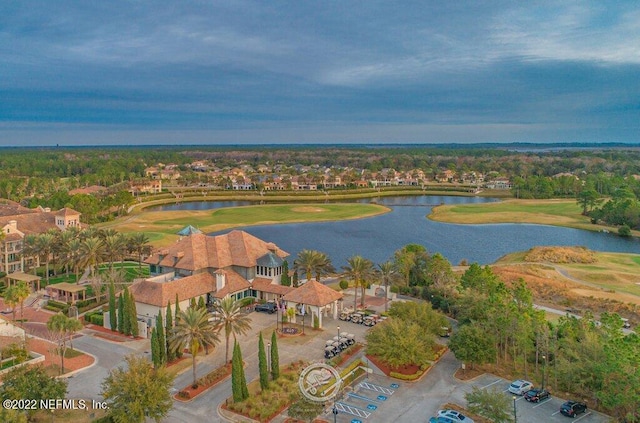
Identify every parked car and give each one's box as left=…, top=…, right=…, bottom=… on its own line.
left=622, top=318, right=631, bottom=329
left=363, top=314, right=380, bottom=326
left=436, top=409, right=474, bottom=423
left=429, top=417, right=457, bottom=423
left=439, top=326, right=452, bottom=337
left=560, top=401, right=587, bottom=418
left=508, top=379, right=534, bottom=395
left=254, top=302, right=277, bottom=314
left=524, top=388, right=550, bottom=402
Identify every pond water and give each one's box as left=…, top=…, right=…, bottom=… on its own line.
left=149, top=196, right=639, bottom=266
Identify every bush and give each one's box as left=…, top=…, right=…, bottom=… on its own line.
left=619, top=224, right=631, bottom=237
left=389, top=285, right=399, bottom=294
left=177, top=390, right=190, bottom=399
left=239, top=297, right=256, bottom=307
left=389, top=369, right=423, bottom=380
left=339, top=279, right=349, bottom=290
left=86, top=313, right=104, bottom=326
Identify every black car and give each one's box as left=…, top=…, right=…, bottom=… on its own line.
left=560, top=401, right=587, bottom=418
left=524, top=388, right=550, bottom=403
left=255, top=302, right=277, bottom=314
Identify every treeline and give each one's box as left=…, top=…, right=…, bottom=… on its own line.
left=446, top=264, right=639, bottom=422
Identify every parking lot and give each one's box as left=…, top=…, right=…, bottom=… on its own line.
left=468, top=375, right=611, bottom=423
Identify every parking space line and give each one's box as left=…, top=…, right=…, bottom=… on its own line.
left=551, top=410, right=561, bottom=416
left=573, top=412, right=592, bottom=422
left=532, top=399, right=552, bottom=408
left=481, top=379, right=502, bottom=389
left=514, top=396, right=525, bottom=402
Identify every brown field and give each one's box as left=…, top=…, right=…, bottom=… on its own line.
left=486, top=247, right=640, bottom=325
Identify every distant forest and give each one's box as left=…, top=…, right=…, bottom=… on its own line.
left=1, top=144, right=639, bottom=229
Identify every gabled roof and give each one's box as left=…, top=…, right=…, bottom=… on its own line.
left=282, top=280, right=343, bottom=307
left=55, top=207, right=81, bottom=217
left=144, top=230, right=288, bottom=271
left=212, top=268, right=251, bottom=299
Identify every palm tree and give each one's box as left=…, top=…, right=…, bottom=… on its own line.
left=127, top=232, right=151, bottom=272
left=294, top=249, right=320, bottom=283
left=313, top=252, right=335, bottom=282
left=79, top=237, right=106, bottom=279
left=342, top=255, right=375, bottom=310
left=21, top=234, right=39, bottom=274
left=13, top=281, right=31, bottom=322
left=170, top=307, right=220, bottom=387
left=377, top=261, right=396, bottom=313
left=213, top=298, right=252, bottom=364
left=103, top=233, right=127, bottom=271
left=35, top=232, right=56, bottom=284
left=56, top=229, right=79, bottom=277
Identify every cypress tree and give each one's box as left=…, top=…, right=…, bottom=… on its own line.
left=117, top=293, right=125, bottom=333
left=108, top=281, right=117, bottom=330
left=174, top=294, right=183, bottom=358
left=155, top=313, right=166, bottom=365
left=238, top=342, right=249, bottom=400
left=190, top=298, right=197, bottom=309
left=129, top=292, right=139, bottom=337
left=165, top=301, right=174, bottom=362
left=292, top=271, right=299, bottom=287
left=150, top=327, right=160, bottom=368
left=258, top=332, right=268, bottom=391
left=270, top=331, right=280, bottom=380
left=281, top=260, right=290, bottom=286
left=231, top=341, right=243, bottom=402
left=121, top=289, right=130, bottom=335
left=197, top=296, right=206, bottom=310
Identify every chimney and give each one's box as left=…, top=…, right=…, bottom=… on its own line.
left=215, top=270, right=226, bottom=291
left=266, top=243, right=277, bottom=254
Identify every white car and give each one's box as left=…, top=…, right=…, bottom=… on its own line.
left=508, top=379, right=533, bottom=395
left=436, top=409, right=474, bottom=423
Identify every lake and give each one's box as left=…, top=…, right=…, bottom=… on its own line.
left=150, top=195, right=639, bottom=266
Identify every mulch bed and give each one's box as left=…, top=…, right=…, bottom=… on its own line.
left=174, top=362, right=232, bottom=402
left=366, top=354, right=420, bottom=376
left=330, top=343, right=363, bottom=367
left=85, top=324, right=142, bottom=342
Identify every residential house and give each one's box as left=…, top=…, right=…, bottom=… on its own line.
left=132, top=230, right=293, bottom=327
left=0, top=201, right=81, bottom=275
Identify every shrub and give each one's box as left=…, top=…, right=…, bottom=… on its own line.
left=619, top=224, right=631, bottom=237
left=177, top=390, right=190, bottom=399
left=339, top=279, right=349, bottom=290
left=389, top=285, right=399, bottom=294
left=313, top=314, right=319, bottom=329
left=389, top=370, right=423, bottom=380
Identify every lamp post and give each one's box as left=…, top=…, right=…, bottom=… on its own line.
left=542, top=354, right=546, bottom=390
left=512, top=396, right=517, bottom=423
left=332, top=404, right=338, bottom=423
left=337, top=325, right=340, bottom=340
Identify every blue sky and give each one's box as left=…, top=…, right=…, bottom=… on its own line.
left=1, top=1, right=639, bottom=146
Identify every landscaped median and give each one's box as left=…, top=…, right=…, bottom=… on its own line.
left=367, top=344, right=448, bottom=382
left=174, top=362, right=232, bottom=401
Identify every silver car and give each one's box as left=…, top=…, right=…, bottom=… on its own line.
left=508, top=379, right=533, bottom=395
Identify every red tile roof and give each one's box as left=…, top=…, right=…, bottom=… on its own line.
left=144, top=230, right=289, bottom=271
left=252, top=278, right=295, bottom=295
left=212, top=269, right=251, bottom=299
left=282, top=280, right=343, bottom=307
left=129, top=272, right=216, bottom=307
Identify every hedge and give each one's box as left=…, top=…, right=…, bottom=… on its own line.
left=389, top=369, right=425, bottom=380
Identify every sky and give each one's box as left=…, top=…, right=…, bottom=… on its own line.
left=1, top=1, right=639, bottom=146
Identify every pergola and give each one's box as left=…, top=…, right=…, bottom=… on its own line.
left=46, top=282, right=87, bottom=304
left=282, top=280, right=343, bottom=329
left=5, top=272, right=42, bottom=292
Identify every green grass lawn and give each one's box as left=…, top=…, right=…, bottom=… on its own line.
left=107, top=203, right=389, bottom=247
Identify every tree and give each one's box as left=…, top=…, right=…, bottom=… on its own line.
left=577, top=188, right=601, bottom=215
left=0, top=407, right=28, bottom=423
left=6, top=282, right=31, bottom=323
left=170, top=307, right=220, bottom=387
left=150, top=327, right=161, bottom=368
left=121, top=289, right=130, bottom=335
left=365, top=318, right=434, bottom=368
left=231, top=341, right=249, bottom=402
left=79, top=236, right=107, bottom=278
left=377, top=261, right=396, bottom=313
left=270, top=330, right=280, bottom=380
left=258, top=332, right=269, bottom=391
left=387, top=301, right=447, bottom=335
left=155, top=313, right=166, bottom=365
left=465, top=386, right=513, bottom=423
left=342, top=255, right=375, bottom=309
left=0, top=365, right=66, bottom=418
left=174, top=294, right=183, bottom=358
left=101, top=354, right=174, bottom=423
left=117, top=292, right=125, bottom=333
left=165, top=301, right=175, bottom=362
left=213, top=297, right=252, bottom=364
left=448, top=324, right=496, bottom=370
left=109, top=281, right=117, bottom=330
left=426, top=253, right=457, bottom=301
left=281, top=260, right=291, bottom=286
left=103, top=233, right=127, bottom=271
left=35, top=232, right=56, bottom=284
left=128, top=291, right=139, bottom=337
left=393, top=244, right=428, bottom=287
left=3, top=285, right=19, bottom=323
left=47, top=313, right=73, bottom=374
left=294, top=249, right=321, bottom=282
left=127, top=232, right=151, bottom=274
